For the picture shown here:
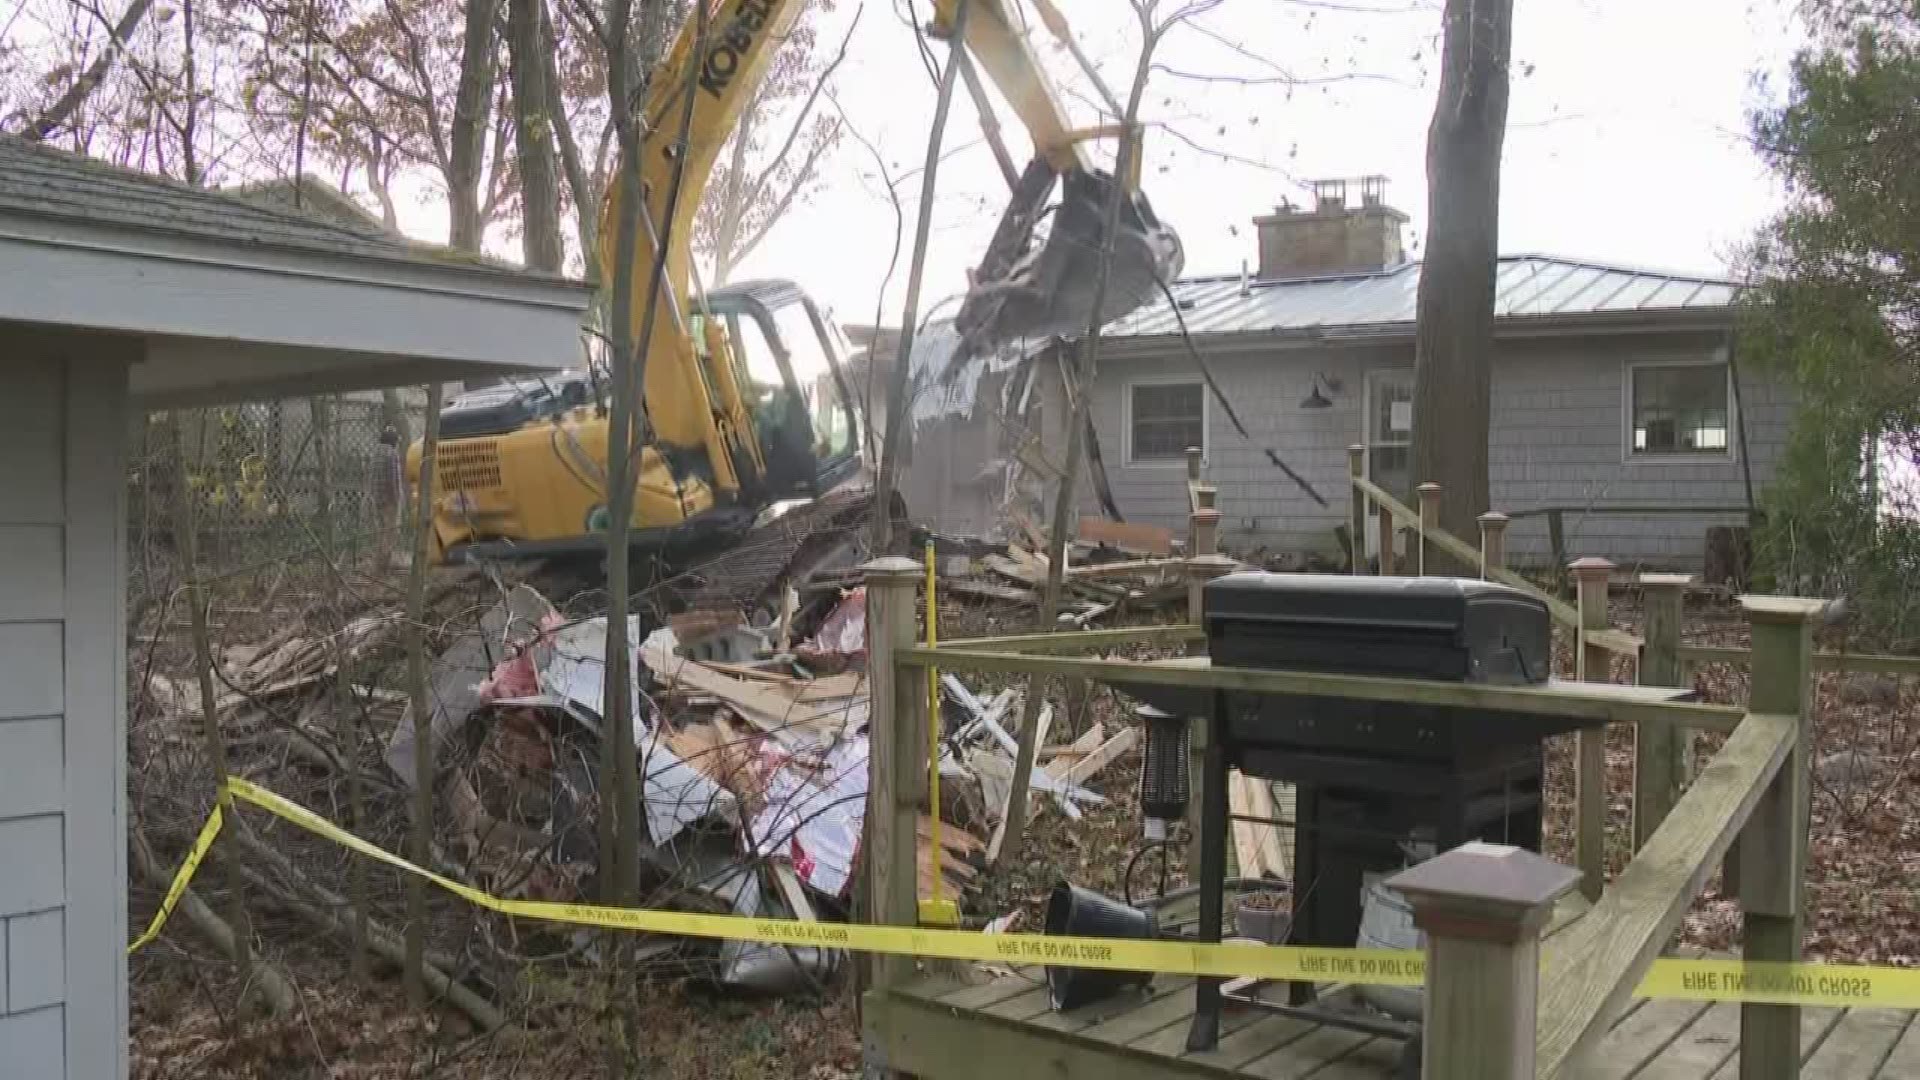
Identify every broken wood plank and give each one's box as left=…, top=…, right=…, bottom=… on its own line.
left=984, top=554, right=1043, bottom=588
left=1040, top=721, right=1107, bottom=767
left=916, top=814, right=986, bottom=856
left=641, top=635, right=846, bottom=743
left=1251, top=780, right=1292, bottom=879
left=769, top=858, right=816, bottom=921
left=700, top=660, right=802, bottom=683
left=947, top=579, right=1040, bottom=606
left=1057, top=726, right=1139, bottom=787
left=790, top=672, right=868, bottom=702
left=1228, top=772, right=1265, bottom=879
left=1077, top=517, right=1173, bottom=556
left=1230, top=774, right=1289, bottom=880
left=1067, top=558, right=1187, bottom=579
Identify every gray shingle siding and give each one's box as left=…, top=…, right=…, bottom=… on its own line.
left=0, top=354, right=69, bottom=1078
left=0, top=1006, right=64, bottom=1079
left=1089, top=329, right=1789, bottom=570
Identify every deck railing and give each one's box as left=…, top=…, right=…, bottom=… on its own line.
left=851, top=448, right=1860, bottom=1080
left=1343, top=452, right=1919, bottom=882
left=861, top=550, right=1821, bottom=1079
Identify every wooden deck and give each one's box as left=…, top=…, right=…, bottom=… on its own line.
left=866, top=973, right=1920, bottom=1080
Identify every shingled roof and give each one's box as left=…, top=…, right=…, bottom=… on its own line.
left=0, top=136, right=545, bottom=278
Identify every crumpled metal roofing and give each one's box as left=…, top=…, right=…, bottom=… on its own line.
left=1102, top=256, right=1740, bottom=340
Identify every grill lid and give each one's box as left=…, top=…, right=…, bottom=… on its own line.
left=1202, top=572, right=1542, bottom=632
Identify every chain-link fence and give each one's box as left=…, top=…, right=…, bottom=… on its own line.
left=129, top=390, right=428, bottom=602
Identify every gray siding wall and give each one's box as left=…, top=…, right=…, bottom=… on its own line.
left=1090, top=329, right=1792, bottom=570
left=0, top=339, right=131, bottom=1080
left=1490, top=335, right=1792, bottom=567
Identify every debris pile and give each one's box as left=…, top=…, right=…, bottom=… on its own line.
left=928, top=521, right=1196, bottom=628
left=132, top=525, right=1173, bottom=1010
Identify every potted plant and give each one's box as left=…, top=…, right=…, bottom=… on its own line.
left=1233, top=888, right=1290, bottom=944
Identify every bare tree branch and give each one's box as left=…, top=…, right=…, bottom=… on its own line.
left=13, top=0, right=154, bottom=139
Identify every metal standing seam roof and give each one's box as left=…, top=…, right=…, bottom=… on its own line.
left=1102, top=256, right=1741, bottom=340
left=0, top=136, right=560, bottom=280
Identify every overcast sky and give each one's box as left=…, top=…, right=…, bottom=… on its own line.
left=720, top=0, right=1806, bottom=328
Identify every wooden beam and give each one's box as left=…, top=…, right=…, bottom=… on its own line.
left=1057, top=725, right=1137, bottom=787
left=863, top=558, right=923, bottom=989
left=1572, top=557, right=1616, bottom=902
left=1348, top=445, right=1367, bottom=575
left=1533, top=711, right=1796, bottom=1077
left=1478, top=510, right=1510, bottom=578
left=1676, top=643, right=1920, bottom=676
left=1355, top=474, right=1582, bottom=627
left=1066, top=557, right=1187, bottom=579
left=1391, top=844, right=1581, bottom=1080
left=1636, top=574, right=1691, bottom=851
left=939, top=623, right=1204, bottom=654
left=1227, top=773, right=1263, bottom=878
left=1417, top=481, right=1442, bottom=575
left=1237, top=776, right=1289, bottom=879
left=903, top=646, right=1745, bottom=733
left=1735, top=597, right=1820, bottom=1080
left=1583, top=628, right=1644, bottom=657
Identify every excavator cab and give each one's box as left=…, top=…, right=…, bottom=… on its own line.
left=693, top=280, right=863, bottom=502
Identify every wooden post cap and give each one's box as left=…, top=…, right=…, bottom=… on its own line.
left=1347, top=444, right=1366, bottom=463
left=1417, top=482, right=1442, bottom=494
left=1567, top=556, right=1615, bottom=579
left=862, top=556, right=923, bottom=583
left=1188, top=554, right=1238, bottom=580
left=1478, top=511, right=1509, bottom=527
left=1387, top=841, right=1582, bottom=943
left=1738, top=595, right=1828, bottom=624
left=1191, top=508, right=1223, bottom=525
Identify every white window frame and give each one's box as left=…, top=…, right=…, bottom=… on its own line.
left=1361, top=368, right=1416, bottom=477
left=1124, top=376, right=1208, bottom=468
left=1622, top=357, right=1737, bottom=464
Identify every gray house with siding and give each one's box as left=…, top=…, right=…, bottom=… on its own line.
left=904, top=181, right=1786, bottom=573
left=0, top=137, right=588, bottom=1079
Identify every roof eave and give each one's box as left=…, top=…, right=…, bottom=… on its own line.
left=0, top=207, right=589, bottom=303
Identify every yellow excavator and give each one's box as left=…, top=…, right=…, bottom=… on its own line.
left=409, top=0, right=1182, bottom=611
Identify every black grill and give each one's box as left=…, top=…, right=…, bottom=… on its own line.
left=1167, top=572, right=1568, bottom=1055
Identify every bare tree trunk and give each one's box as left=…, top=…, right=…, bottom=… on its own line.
left=169, top=413, right=259, bottom=1009
left=179, top=0, right=200, bottom=183
left=1408, top=0, right=1512, bottom=567
left=542, top=0, right=598, bottom=263
left=447, top=0, right=502, bottom=252
left=306, top=395, right=370, bottom=980
left=868, top=0, right=971, bottom=557
left=508, top=0, right=563, bottom=270
left=708, top=105, right=755, bottom=285
left=400, top=383, right=444, bottom=1007
left=130, top=824, right=297, bottom=1015
left=15, top=0, right=154, bottom=140
left=994, top=19, right=1156, bottom=875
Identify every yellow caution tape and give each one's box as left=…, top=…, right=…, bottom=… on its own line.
left=127, top=803, right=224, bottom=955
left=127, top=779, right=1920, bottom=1010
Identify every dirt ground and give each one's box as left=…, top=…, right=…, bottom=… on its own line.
left=126, top=581, right=1920, bottom=1078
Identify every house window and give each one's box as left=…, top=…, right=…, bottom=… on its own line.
left=1629, top=362, right=1731, bottom=457
left=1128, top=381, right=1205, bottom=463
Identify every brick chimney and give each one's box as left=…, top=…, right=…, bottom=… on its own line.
left=1254, top=176, right=1408, bottom=279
